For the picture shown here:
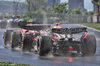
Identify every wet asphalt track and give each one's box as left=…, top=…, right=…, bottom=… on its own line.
left=0, top=24, right=100, bottom=66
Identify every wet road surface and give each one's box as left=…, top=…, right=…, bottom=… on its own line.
left=0, top=24, right=100, bottom=66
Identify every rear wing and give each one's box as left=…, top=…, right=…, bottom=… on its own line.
left=21, top=24, right=51, bottom=30
left=52, top=27, right=87, bottom=34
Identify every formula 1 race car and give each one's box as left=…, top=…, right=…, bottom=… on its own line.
left=36, top=24, right=96, bottom=56
left=20, top=24, right=51, bottom=52
left=3, top=19, right=26, bottom=49
left=3, top=19, right=51, bottom=52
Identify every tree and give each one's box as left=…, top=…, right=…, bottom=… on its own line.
left=13, top=0, right=20, bottom=15
left=98, top=0, right=100, bottom=5
left=48, top=2, right=68, bottom=13
left=25, top=0, right=47, bottom=12
left=69, top=7, right=81, bottom=14
left=83, top=11, right=94, bottom=15
left=26, top=0, right=31, bottom=12
left=92, top=0, right=100, bottom=14
left=22, top=0, right=48, bottom=22
left=92, top=0, right=99, bottom=2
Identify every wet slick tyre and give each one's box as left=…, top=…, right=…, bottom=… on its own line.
left=38, top=36, right=52, bottom=56
left=22, top=34, right=33, bottom=52
left=11, top=32, right=22, bottom=49
left=4, top=30, right=13, bottom=47
left=18, top=19, right=27, bottom=28
left=81, top=35, right=96, bottom=56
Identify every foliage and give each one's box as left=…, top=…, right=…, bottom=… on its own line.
left=97, top=0, right=100, bottom=14
left=81, top=23, right=100, bottom=30
left=0, top=61, right=30, bottom=66
left=97, top=0, right=100, bottom=5
left=21, top=0, right=48, bottom=22
left=25, top=0, right=47, bottom=12
left=69, top=7, right=82, bottom=14
left=48, top=2, right=68, bottom=13
left=83, top=11, right=94, bottom=15
left=21, top=9, right=45, bottom=23
left=22, top=1, right=91, bottom=23
left=13, top=0, right=21, bottom=15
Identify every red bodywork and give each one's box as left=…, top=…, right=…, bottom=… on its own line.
left=21, top=28, right=37, bottom=41
left=21, top=29, right=27, bottom=34
left=21, top=28, right=35, bottom=34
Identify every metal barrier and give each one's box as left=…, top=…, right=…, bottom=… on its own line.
left=26, top=13, right=93, bottom=24
left=0, top=13, right=93, bottom=29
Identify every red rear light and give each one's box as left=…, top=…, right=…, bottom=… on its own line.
left=69, top=46, right=73, bottom=50
left=34, top=37, right=37, bottom=40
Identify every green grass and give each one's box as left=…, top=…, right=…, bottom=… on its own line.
left=80, top=23, right=100, bottom=30
left=0, top=61, right=30, bottom=66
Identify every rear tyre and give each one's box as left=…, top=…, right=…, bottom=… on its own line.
left=4, top=30, right=13, bottom=47
left=11, top=32, right=22, bottom=49
left=81, top=35, right=96, bottom=56
left=18, top=19, right=27, bottom=28
left=38, top=36, right=52, bottom=56
left=22, top=34, right=33, bottom=52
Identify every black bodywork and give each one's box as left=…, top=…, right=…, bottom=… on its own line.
left=51, top=26, right=87, bottom=55
left=52, top=28, right=87, bottom=34
left=22, top=24, right=51, bottom=30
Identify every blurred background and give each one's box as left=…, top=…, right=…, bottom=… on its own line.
left=0, top=0, right=100, bottom=25
left=0, top=0, right=95, bottom=24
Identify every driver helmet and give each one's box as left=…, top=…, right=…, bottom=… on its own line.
left=53, top=23, right=62, bottom=29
